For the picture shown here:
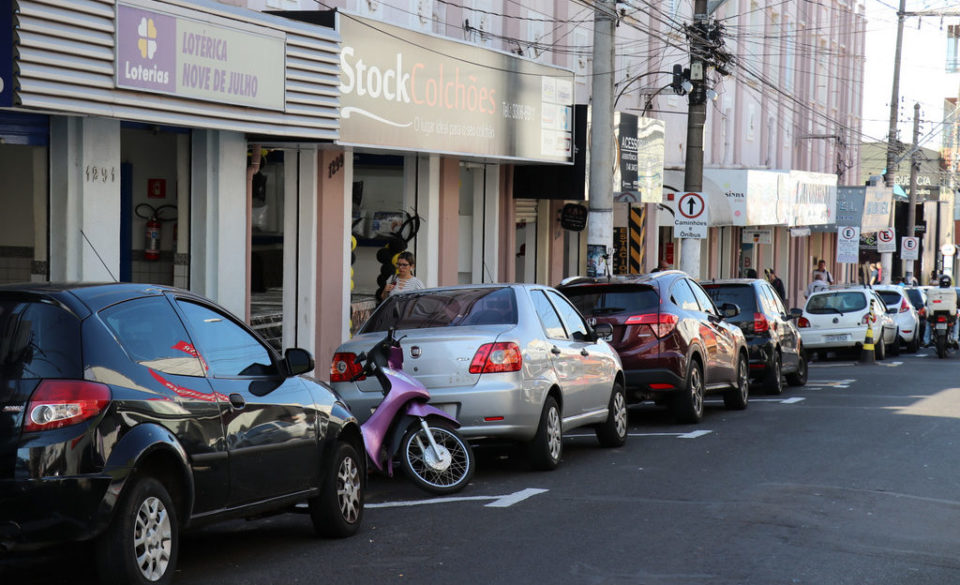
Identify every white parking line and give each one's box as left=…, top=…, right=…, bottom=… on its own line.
left=807, top=379, right=856, bottom=388
left=569, top=430, right=714, bottom=439
left=751, top=397, right=806, bottom=404
left=366, top=488, right=549, bottom=509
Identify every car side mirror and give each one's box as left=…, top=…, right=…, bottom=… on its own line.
left=593, top=322, right=613, bottom=340
left=789, top=308, right=803, bottom=319
left=284, top=347, right=315, bottom=376
left=720, top=302, right=740, bottom=319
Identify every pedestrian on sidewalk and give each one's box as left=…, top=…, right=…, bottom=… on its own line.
left=806, top=272, right=828, bottom=298
left=766, top=268, right=786, bottom=302
left=812, top=259, right=834, bottom=285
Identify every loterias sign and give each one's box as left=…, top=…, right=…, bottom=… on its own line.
left=337, top=12, right=574, bottom=163
left=115, top=1, right=285, bottom=110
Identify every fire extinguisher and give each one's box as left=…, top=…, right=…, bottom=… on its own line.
left=135, top=204, right=177, bottom=262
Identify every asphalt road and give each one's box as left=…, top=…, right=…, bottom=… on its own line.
left=6, top=347, right=960, bottom=585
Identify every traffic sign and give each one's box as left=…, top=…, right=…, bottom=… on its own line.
left=876, top=228, right=896, bottom=253
left=901, top=236, right=919, bottom=261
left=674, top=192, right=708, bottom=239
left=837, top=226, right=860, bottom=263
left=941, top=243, right=956, bottom=257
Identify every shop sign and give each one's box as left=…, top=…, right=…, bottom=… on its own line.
left=337, top=13, right=574, bottom=163
left=836, top=226, right=860, bottom=263
left=613, top=114, right=664, bottom=203
left=0, top=0, right=11, bottom=108
left=860, top=186, right=893, bottom=233
left=115, top=2, right=286, bottom=110
left=787, top=171, right=837, bottom=226
left=559, top=203, right=587, bottom=231
left=742, top=228, right=772, bottom=245
left=702, top=169, right=780, bottom=227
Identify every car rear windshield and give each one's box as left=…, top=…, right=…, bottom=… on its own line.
left=361, top=287, right=518, bottom=333
left=877, top=290, right=902, bottom=306
left=561, top=284, right=660, bottom=317
left=904, top=289, right=923, bottom=308
left=703, top=284, right=756, bottom=315
left=806, top=292, right=867, bottom=314
left=0, top=298, right=82, bottom=381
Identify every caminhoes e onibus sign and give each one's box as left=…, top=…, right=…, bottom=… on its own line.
left=337, top=12, right=574, bottom=163
left=115, top=1, right=285, bottom=110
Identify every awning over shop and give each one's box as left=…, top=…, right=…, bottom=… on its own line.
left=699, top=168, right=837, bottom=228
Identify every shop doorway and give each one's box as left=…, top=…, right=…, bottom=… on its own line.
left=120, top=124, right=189, bottom=286
left=0, top=142, right=47, bottom=283
left=249, top=150, right=287, bottom=350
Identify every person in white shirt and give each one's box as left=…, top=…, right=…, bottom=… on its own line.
left=805, top=272, right=829, bottom=298
left=812, top=259, right=834, bottom=285
left=379, top=251, right=425, bottom=301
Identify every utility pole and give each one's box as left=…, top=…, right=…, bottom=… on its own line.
left=881, top=0, right=906, bottom=285
left=586, top=0, right=616, bottom=277
left=680, top=0, right=708, bottom=278
left=905, top=102, right=920, bottom=283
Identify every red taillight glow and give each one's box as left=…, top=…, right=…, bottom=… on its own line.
left=24, top=380, right=111, bottom=432
left=649, top=383, right=675, bottom=390
left=797, top=317, right=811, bottom=328
left=625, top=312, right=679, bottom=339
left=753, top=312, right=770, bottom=333
left=937, top=315, right=948, bottom=323
left=469, top=342, right=522, bottom=374
left=899, top=299, right=911, bottom=313
left=330, top=352, right=365, bottom=382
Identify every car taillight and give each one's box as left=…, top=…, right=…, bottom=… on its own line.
left=24, top=380, right=111, bottom=432
left=469, top=342, right=522, bottom=374
left=937, top=315, right=948, bottom=323
left=899, top=299, right=911, bottom=313
left=330, top=352, right=365, bottom=382
left=625, top=313, right=678, bottom=338
left=797, top=317, right=810, bottom=328
left=861, top=313, right=875, bottom=325
left=753, top=312, right=770, bottom=333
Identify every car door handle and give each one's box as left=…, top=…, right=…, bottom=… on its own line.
left=551, top=346, right=562, bottom=355
left=229, top=393, right=246, bottom=409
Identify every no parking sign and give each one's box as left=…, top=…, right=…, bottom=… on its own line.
left=876, top=228, right=895, bottom=253
left=901, top=237, right=919, bottom=261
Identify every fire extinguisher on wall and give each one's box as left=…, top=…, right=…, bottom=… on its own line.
left=135, top=204, right=178, bottom=262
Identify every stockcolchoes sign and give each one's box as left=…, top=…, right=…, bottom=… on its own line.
left=336, top=12, right=574, bottom=163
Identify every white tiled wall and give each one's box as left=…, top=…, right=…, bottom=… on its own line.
left=0, top=255, right=33, bottom=283
left=132, top=258, right=174, bottom=285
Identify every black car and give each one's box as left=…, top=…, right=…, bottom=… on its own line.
left=702, top=278, right=807, bottom=394
left=0, top=283, right=364, bottom=585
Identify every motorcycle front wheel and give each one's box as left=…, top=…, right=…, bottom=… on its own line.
left=400, top=421, right=474, bottom=495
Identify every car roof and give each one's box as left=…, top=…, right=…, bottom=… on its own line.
left=557, top=270, right=685, bottom=288
left=700, top=278, right=762, bottom=286
left=0, top=282, right=190, bottom=315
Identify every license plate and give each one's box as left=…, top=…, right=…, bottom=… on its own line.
left=936, top=323, right=948, bottom=330
left=825, top=334, right=848, bottom=342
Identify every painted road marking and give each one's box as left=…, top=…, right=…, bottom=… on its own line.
left=807, top=379, right=856, bottom=388
left=878, top=361, right=903, bottom=367
left=811, top=362, right=857, bottom=367
left=366, top=488, right=549, bottom=509
left=569, top=430, right=713, bottom=439
left=751, top=397, right=806, bottom=404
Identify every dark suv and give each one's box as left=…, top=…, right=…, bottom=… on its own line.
left=701, top=279, right=808, bottom=394
left=559, top=271, right=749, bottom=423
left=0, top=283, right=364, bottom=585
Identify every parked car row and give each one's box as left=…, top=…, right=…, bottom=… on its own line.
left=4, top=275, right=924, bottom=584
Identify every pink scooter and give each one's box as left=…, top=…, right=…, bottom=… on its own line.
left=352, top=329, right=474, bottom=494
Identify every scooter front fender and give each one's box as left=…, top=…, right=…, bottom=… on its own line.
left=404, top=402, right=461, bottom=429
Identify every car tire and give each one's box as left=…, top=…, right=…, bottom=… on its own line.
left=724, top=353, right=749, bottom=410
left=309, top=440, right=364, bottom=538
left=96, top=476, right=179, bottom=585
left=908, top=334, right=920, bottom=353
left=875, top=333, right=886, bottom=361
left=786, top=348, right=808, bottom=386
left=673, top=359, right=704, bottom=424
left=595, top=381, right=628, bottom=448
left=764, top=352, right=783, bottom=395
left=527, top=396, right=562, bottom=470
left=890, top=329, right=901, bottom=356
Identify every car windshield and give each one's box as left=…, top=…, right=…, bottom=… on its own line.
left=561, top=284, right=660, bottom=317
left=702, top=284, right=756, bottom=315
left=361, top=287, right=518, bottom=333
left=876, top=290, right=902, bottom=306
left=806, top=292, right=867, bottom=314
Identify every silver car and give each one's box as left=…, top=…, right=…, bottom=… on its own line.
left=330, top=284, right=627, bottom=470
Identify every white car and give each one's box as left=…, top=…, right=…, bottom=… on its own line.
left=797, top=286, right=899, bottom=359
left=872, top=285, right=921, bottom=352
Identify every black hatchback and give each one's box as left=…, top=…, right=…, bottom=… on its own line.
left=702, top=279, right=808, bottom=394
left=0, top=283, right=364, bottom=585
